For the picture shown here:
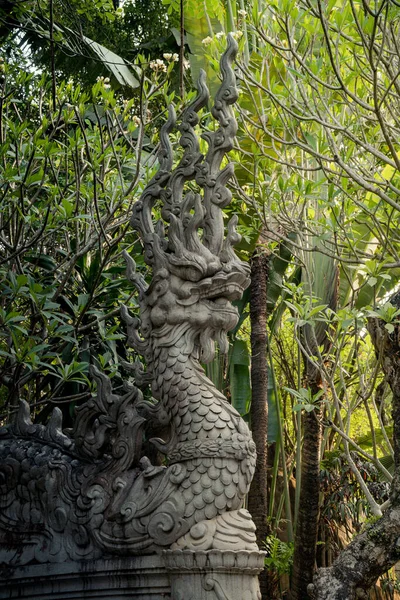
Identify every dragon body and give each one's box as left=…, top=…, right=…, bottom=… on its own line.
left=0, top=35, right=259, bottom=568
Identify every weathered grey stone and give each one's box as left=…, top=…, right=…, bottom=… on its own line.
left=0, top=34, right=264, bottom=599
left=171, top=509, right=259, bottom=552
left=164, top=548, right=264, bottom=600
left=0, top=556, right=170, bottom=599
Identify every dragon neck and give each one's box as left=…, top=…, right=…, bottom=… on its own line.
left=150, top=331, right=245, bottom=446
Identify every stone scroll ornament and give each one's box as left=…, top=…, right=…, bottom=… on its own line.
left=0, top=35, right=264, bottom=599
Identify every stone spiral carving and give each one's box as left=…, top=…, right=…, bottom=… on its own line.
left=0, top=36, right=263, bottom=600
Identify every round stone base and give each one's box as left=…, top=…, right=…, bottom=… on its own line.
left=163, top=549, right=265, bottom=600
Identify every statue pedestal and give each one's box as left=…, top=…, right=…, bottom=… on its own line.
left=163, top=549, right=265, bottom=600
left=1, top=551, right=265, bottom=600
left=0, top=556, right=171, bottom=600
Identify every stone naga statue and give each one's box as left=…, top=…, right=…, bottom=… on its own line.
left=0, top=35, right=264, bottom=599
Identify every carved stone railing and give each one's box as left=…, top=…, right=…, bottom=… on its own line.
left=0, top=35, right=264, bottom=600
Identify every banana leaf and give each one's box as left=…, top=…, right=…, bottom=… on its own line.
left=229, top=338, right=251, bottom=419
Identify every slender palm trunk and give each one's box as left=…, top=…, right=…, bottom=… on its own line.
left=290, top=259, right=338, bottom=598
left=290, top=395, right=322, bottom=600
left=291, top=318, right=325, bottom=600
left=249, top=251, right=271, bottom=599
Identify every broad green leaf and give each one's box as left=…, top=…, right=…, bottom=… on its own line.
left=229, top=339, right=251, bottom=418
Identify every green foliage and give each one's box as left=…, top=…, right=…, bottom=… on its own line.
left=264, top=535, right=294, bottom=576
left=0, top=54, right=171, bottom=423
left=163, top=0, right=225, bottom=21
left=367, top=303, right=400, bottom=334
left=233, top=0, right=400, bottom=577
left=1, top=0, right=180, bottom=89
left=283, top=386, right=324, bottom=413
left=320, top=453, right=389, bottom=528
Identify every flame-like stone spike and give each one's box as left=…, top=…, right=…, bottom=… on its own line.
left=129, top=33, right=245, bottom=289
left=123, top=250, right=148, bottom=297
left=90, top=365, right=113, bottom=403
left=164, top=71, right=209, bottom=222
left=131, top=105, right=176, bottom=260
left=16, top=399, right=33, bottom=428
left=120, top=304, right=149, bottom=353
left=47, top=407, right=63, bottom=434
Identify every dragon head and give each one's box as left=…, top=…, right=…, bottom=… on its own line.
left=123, top=35, right=250, bottom=363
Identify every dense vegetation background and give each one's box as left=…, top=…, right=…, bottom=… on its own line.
left=1, top=0, right=400, bottom=598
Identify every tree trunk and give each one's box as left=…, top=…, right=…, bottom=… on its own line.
left=310, top=297, right=400, bottom=599
left=290, top=312, right=325, bottom=600
left=249, top=251, right=271, bottom=599
left=290, top=395, right=322, bottom=600
left=309, top=504, right=400, bottom=600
